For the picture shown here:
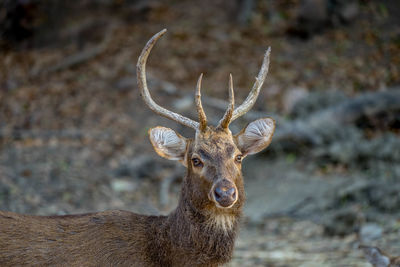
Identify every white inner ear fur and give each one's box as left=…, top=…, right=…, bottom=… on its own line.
left=149, top=127, right=187, bottom=161
left=237, top=118, right=275, bottom=155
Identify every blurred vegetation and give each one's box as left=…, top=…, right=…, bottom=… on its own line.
left=0, top=0, right=399, bottom=265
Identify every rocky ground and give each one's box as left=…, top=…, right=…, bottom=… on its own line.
left=1, top=0, right=399, bottom=266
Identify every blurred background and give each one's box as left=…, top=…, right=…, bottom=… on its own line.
left=0, top=0, right=399, bottom=266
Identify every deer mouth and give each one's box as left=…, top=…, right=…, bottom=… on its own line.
left=209, top=179, right=238, bottom=209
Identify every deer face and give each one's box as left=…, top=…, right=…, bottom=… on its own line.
left=148, top=118, right=275, bottom=211
left=138, top=29, right=274, bottom=212
left=191, top=128, right=242, bottom=209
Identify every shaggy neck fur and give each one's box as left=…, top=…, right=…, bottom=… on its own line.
left=148, top=170, right=244, bottom=266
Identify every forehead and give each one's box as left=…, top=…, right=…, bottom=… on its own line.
left=193, top=128, right=237, bottom=159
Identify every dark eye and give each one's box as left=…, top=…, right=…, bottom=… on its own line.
left=235, top=155, right=243, bottom=163
left=192, top=158, right=203, bottom=167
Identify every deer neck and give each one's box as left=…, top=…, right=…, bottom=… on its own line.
left=164, top=172, right=242, bottom=256
left=151, top=177, right=240, bottom=265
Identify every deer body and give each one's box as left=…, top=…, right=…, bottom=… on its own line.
left=0, top=180, right=239, bottom=266
left=0, top=29, right=275, bottom=266
left=0, top=210, right=151, bottom=266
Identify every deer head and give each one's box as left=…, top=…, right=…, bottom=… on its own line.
left=137, top=29, right=275, bottom=215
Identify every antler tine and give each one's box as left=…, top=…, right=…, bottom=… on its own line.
left=231, top=47, right=271, bottom=122
left=218, top=73, right=235, bottom=129
left=195, top=73, right=208, bottom=131
left=137, top=29, right=199, bottom=130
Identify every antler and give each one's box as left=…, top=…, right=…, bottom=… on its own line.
left=137, top=29, right=199, bottom=130
left=231, top=47, right=271, bottom=122
left=137, top=29, right=271, bottom=131
left=195, top=73, right=208, bottom=131
left=218, top=74, right=234, bottom=129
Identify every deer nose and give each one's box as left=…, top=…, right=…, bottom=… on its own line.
left=213, top=183, right=237, bottom=208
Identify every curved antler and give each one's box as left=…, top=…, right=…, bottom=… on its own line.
left=218, top=74, right=234, bottom=129
left=137, top=29, right=199, bottom=130
left=231, top=47, right=271, bottom=122
left=195, top=73, right=208, bottom=131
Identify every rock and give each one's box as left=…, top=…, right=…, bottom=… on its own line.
left=282, top=87, right=309, bottom=115
left=338, top=2, right=359, bottom=23
left=322, top=206, right=364, bottom=236
left=359, top=223, right=383, bottom=242
left=290, top=0, right=360, bottom=37
left=290, top=91, right=348, bottom=119
left=242, top=158, right=347, bottom=224
left=298, top=0, right=328, bottom=24
left=290, top=0, right=329, bottom=37
left=333, top=180, right=400, bottom=213
left=111, top=179, right=137, bottom=192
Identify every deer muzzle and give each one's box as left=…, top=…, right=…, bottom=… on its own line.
left=210, top=179, right=238, bottom=208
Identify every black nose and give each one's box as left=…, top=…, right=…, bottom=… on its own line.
left=214, top=185, right=237, bottom=208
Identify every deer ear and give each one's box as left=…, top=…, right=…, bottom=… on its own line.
left=360, top=246, right=391, bottom=267
left=234, top=117, right=275, bottom=156
left=149, top=127, right=187, bottom=163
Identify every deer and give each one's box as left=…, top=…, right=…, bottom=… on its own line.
left=361, top=246, right=400, bottom=267
left=0, top=29, right=275, bottom=266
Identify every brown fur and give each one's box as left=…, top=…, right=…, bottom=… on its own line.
left=0, top=127, right=246, bottom=266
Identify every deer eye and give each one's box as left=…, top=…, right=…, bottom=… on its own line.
left=192, top=157, right=203, bottom=167
left=235, top=155, right=243, bottom=163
